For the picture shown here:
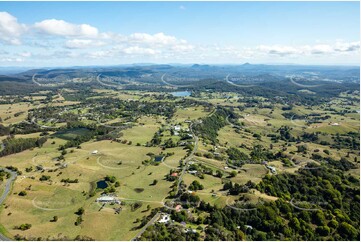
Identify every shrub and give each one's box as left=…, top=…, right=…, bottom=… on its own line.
left=18, top=191, right=27, bottom=196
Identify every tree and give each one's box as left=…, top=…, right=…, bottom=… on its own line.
left=312, top=211, right=326, bottom=226
left=226, top=147, right=249, bottom=162
left=223, top=181, right=233, bottom=191
left=215, top=170, right=223, bottom=178
left=105, top=175, right=116, bottom=183
left=15, top=223, right=32, bottom=231
left=230, top=171, right=237, bottom=177
left=76, top=207, right=84, bottom=215
left=316, top=226, right=330, bottom=236
left=75, top=216, right=83, bottom=226
left=39, top=175, right=51, bottom=181
left=51, top=216, right=58, bottom=222
left=189, top=180, right=204, bottom=191
left=338, top=222, right=358, bottom=240
left=18, top=191, right=27, bottom=196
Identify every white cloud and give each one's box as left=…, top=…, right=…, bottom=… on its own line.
left=122, top=46, right=159, bottom=55
left=255, top=42, right=360, bottom=57
left=0, top=57, right=24, bottom=62
left=19, top=52, right=32, bottom=57
left=65, top=39, right=106, bottom=49
left=34, top=19, right=99, bottom=38
left=0, top=12, right=26, bottom=45
left=334, top=41, right=360, bottom=52
left=257, top=45, right=300, bottom=56
left=308, top=44, right=333, bottom=54
left=170, top=44, right=194, bottom=52
left=0, top=12, right=359, bottom=65
left=87, top=50, right=113, bottom=59
left=179, top=5, right=186, bottom=10
left=129, top=32, right=183, bottom=46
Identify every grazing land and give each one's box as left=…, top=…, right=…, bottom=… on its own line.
left=0, top=64, right=359, bottom=241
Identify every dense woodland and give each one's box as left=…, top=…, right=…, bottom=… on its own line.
left=139, top=164, right=360, bottom=241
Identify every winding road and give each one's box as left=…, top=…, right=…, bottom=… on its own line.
left=175, top=122, right=199, bottom=193
left=289, top=75, right=323, bottom=88
left=131, top=212, right=161, bottom=241
left=161, top=74, right=193, bottom=88
left=0, top=168, right=17, bottom=241
left=225, top=74, right=255, bottom=88
left=96, top=74, right=121, bottom=89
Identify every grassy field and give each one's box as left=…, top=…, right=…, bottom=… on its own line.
left=0, top=88, right=359, bottom=240
left=230, top=164, right=268, bottom=185
left=121, top=116, right=161, bottom=145
left=0, top=138, right=173, bottom=240
left=173, top=106, right=210, bottom=122
left=0, top=102, right=36, bottom=125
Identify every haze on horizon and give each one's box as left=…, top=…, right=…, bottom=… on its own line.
left=0, top=1, right=360, bottom=67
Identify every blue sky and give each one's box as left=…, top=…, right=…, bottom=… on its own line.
left=0, top=1, right=359, bottom=66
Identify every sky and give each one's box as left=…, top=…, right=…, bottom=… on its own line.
left=0, top=1, right=360, bottom=67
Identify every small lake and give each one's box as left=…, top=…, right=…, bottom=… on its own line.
left=171, top=91, right=191, bottom=97
left=97, top=180, right=108, bottom=189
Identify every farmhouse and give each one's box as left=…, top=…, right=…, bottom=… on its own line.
left=158, top=214, right=170, bottom=223
left=92, top=150, right=98, bottom=154
left=245, top=225, right=253, bottom=230
left=96, top=195, right=121, bottom=204
left=174, top=125, right=181, bottom=131
left=185, top=228, right=197, bottom=234
left=171, top=172, right=178, bottom=177
left=266, top=165, right=276, bottom=174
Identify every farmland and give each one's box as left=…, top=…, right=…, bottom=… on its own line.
left=0, top=65, right=359, bottom=241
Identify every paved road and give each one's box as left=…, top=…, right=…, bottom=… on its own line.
left=175, top=122, right=199, bottom=193
left=225, top=74, right=254, bottom=88
left=131, top=212, right=161, bottom=241
left=289, top=198, right=322, bottom=212
left=0, top=168, right=17, bottom=205
left=96, top=74, right=121, bottom=89
left=161, top=74, right=192, bottom=88
left=32, top=73, right=42, bottom=86
left=129, top=122, right=199, bottom=241
left=32, top=73, right=65, bottom=88
left=226, top=115, right=242, bottom=129
left=289, top=75, right=322, bottom=88
left=0, top=167, right=17, bottom=241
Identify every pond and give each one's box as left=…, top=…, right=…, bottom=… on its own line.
left=97, top=180, right=108, bottom=189
left=171, top=91, right=191, bottom=97
left=154, top=156, right=164, bottom=162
